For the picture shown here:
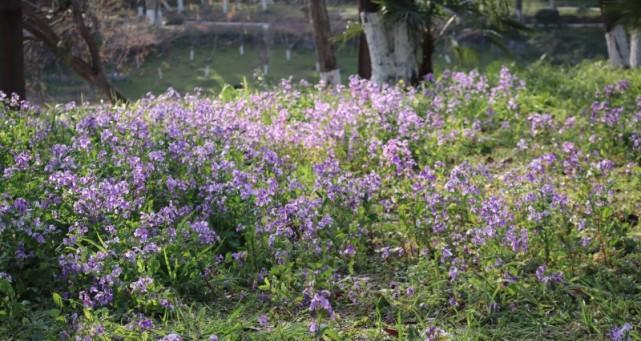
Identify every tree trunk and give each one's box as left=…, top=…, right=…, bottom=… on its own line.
left=631, top=30, right=641, bottom=68
left=309, top=0, right=340, bottom=86
left=391, top=20, right=418, bottom=83
left=515, top=0, right=523, bottom=22
left=357, top=0, right=372, bottom=79
left=146, top=0, right=161, bottom=26
left=177, top=0, right=184, bottom=13
left=599, top=0, right=629, bottom=68
left=549, top=0, right=556, bottom=9
left=605, top=25, right=629, bottom=68
left=360, top=10, right=417, bottom=85
left=419, top=28, right=434, bottom=81
left=22, top=1, right=127, bottom=103
left=0, top=0, right=25, bottom=100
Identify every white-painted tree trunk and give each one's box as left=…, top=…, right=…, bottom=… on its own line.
left=286, top=49, right=292, bottom=61
left=239, top=44, right=245, bottom=56
left=360, top=11, right=417, bottom=85
left=138, top=6, right=144, bottom=17
left=606, top=25, right=630, bottom=68
left=261, top=0, right=267, bottom=11
left=391, top=20, right=418, bottom=84
left=146, top=9, right=162, bottom=25
left=222, top=0, right=229, bottom=13
left=630, top=30, right=641, bottom=68
left=360, top=12, right=394, bottom=84
left=146, top=0, right=162, bottom=26
left=320, top=69, right=341, bottom=86
left=177, top=0, right=184, bottom=13
left=549, top=0, right=556, bottom=9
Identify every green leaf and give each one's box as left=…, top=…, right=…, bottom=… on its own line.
left=53, top=292, right=64, bottom=308
left=0, top=279, right=14, bottom=298
left=83, top=308, right=94, bottom=322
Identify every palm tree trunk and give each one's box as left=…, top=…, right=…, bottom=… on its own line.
left=0, top=0, right=25, bottom=100
left=309, top=0, right=340, bottom=85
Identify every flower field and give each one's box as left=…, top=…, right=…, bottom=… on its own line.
left=1, top=63, right=641, bottom=340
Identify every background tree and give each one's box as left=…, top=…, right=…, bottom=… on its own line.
left=359, top=0, right=515, bottom=85
left=309, top=0, right=341, bottom=85
left=601, top=0, right=641, bottom=68
left=515, top=0, right=522, bottom=22
left=0, top=0, right=25, bottom=99
left=22, top=0, right=159, bottom=103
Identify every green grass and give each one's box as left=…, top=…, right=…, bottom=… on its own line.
left=40, top=44, right=358, bottom=102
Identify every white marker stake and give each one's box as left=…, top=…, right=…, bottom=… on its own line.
left=137, top=6, right=144, bottom=17
left=286, top=49, right=291, bottom=61
left=263, top=64, right=269, bottom=75
left=315, top=62, right=320, bottom=72
left=157, top=67, right=163, bottom=80
left=189, top=48, right=195, bottom=61
left=239, top=44, right=245, bottom=56
left=204, top=65, right=210, bottom=77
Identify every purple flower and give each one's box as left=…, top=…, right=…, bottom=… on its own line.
left=535, top=265, right=564, bottom=284
left=424, top=326, right=445, bottom=341
left=258, top=314, right=269, bottom=326
left=610, top=323, right=632, bottom=341
left=232, top=251, right=247, bottom=264
left=14, top=152, right=31, bottom=170
left=448, top=266, right=459, bottom=282
left=342, top=244, right=356, bottom=257
left=0, top=272, right=12, bottom=283
left=406, top=287, right=415, bottom=296
left=161, top=334, right=183, bottom=341
left=308, top=320, right=319, bottom=334
left=190, top=221, right=219, bottom=245
left=13, top=198, right=28, bottom=214
left=130, top=276, right=153, bottom=294
left=309, top=291, right=333, bottom=316
left=504, top=227, right=528, bottom=253
left=382, top=138, right=416, bottom=175
left=138, top=318, right=154, bottom=330
left=535, top=265, right=547, bottom=283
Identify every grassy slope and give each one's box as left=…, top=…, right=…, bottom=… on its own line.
left=5, top=62, right=641, bottom=341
